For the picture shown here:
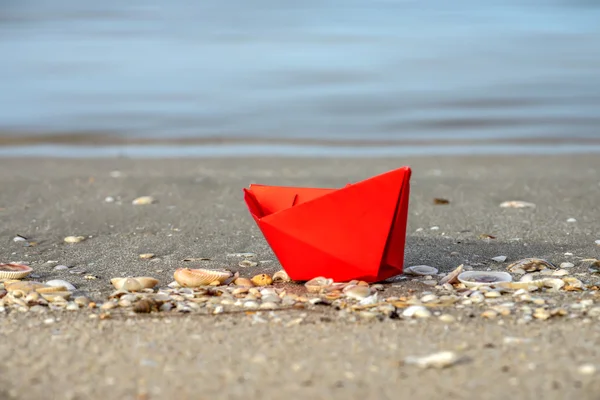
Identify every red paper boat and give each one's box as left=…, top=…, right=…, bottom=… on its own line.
left=243, top=166, right=411, bottom=282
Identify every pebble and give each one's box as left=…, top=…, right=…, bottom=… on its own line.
left=159, top=303, right=173, bottom=312
left=484, top=291, right=502, bottom=298
left=104, top=196, right=115, bottom=203
left=139, top=253, right=155, bottom=260
left=481, top=310, right=498, bottom=319
left=259, top=302, right=279, bottom=310
left=567, top=218, right=577, bottom=223
left=492, top=256, right=507, bottom=262
left=54, top=265, right=69, bottom=271
left=132, top=196, right=156, bottom=205
left=560, top=262, right=575, bottom=269
left=13, top=236, right=27, bottom=242
left=66, top=302, right=80, bottom=311
left=420, top=294, right=438, bottom=303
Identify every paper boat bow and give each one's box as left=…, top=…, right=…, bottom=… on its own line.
left=243, top=166, right=411, bottom=282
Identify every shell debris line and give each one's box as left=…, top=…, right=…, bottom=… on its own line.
left=1, top=254, right=599, bottom=324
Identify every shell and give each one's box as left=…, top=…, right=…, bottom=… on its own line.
left=496, top=280, right=545, bottom=290
left=45, top=280, right=76, bottom=291
left=233, top=277, right=254, bottom=287
left=0, top=263, right=33, bottom=280
left=133, top=299, right=156, bottom=313
left=304, top=277, right=334, bottom=293
left=36, top=286, right=69, bottom=293
left=111, top=277, right=159, bottom=291
left=404, top=265, right=439, bottom=276
left=272, top=270, right=292, bottom=283
left=499, top=201, right=536, bottom=209
left=132, top=196, right=156, bottom=205
left=507, top=258, right=555, bottom=273
left=343, top=285, right=371, bottom=300
left=41, top=291, right=71, bottom=302
left=238, top=260, right=258, bottom=268
left=251, top=274, right=273, bottom=287
left=458, top=271, right=512, bottom=288
left=439, top=265, right=464, bottom=285
left=404, top=351, right=460, bottom=369
left=543, top=278, right=565, bottom=291
left=562, top=277, right=584, bottom=290
left=173, top=268, right=232, bottom=288
left=5, top=281, right=48, bottom=293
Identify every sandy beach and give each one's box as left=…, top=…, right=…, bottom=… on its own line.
left=1, top=155, right=600, bottom=399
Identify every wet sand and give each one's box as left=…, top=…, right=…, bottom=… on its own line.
left=1, top=155, right=600, bottom=399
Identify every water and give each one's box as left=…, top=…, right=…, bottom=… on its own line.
left=1, top=0, right=599, bottom=156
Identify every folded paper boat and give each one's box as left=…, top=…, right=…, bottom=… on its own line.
left=243, top=166, right=411, bottom=282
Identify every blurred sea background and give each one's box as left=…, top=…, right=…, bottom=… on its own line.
left=0, top=0, right=599, bottom=157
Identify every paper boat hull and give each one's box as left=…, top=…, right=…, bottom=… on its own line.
left=244, top=166, right=411, bottom=282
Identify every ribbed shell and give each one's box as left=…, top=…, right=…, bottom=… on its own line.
left=173, top=268, right=232, bottom=288
left=0, top=263, right=33, bottom=279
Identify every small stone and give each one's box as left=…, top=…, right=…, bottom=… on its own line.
left=139, top=253, right=155, bottom=260
left=74, top=296, right=91, bottom=307
left=104, top=196, right=115, bottom=203
left=560, top=262, right=575, bottom=269
left=492, top=256, right=507, bottom=262
left=13, top=235, right=27, bottom=242
left=430, top=226, right=440, bottom=231
left=239, top=260, right=258, bottom=268
left=54, top=265, right=69, bottom=271
left=578, top=364, right=596, bottom=375
left=500, top=201, right=536, bottom=209
left=552, top=269, right=569, bottom=277
left=64, top=236, right=86, bottom=244
left=159, top=303, right=173, bottom=312
left=43, top=318, right=55, bottom=325
left=132, top=196, right=156, bottom=205
left=567, top=218, right=577, bottom=223
left=251, top=274, right=273, bottom=287
left=420, top=294, right=438, bottom=303
left=533, top=308, right=551, bottom=320
left=484, top=291, right=502, bottom=298
left=259, top=302, right=278, bottom=310
left=423, top=280, right=437, bottom=286
left=45, top=280, right=76, bottom=291
left=66, top=302, right=79, bottom=311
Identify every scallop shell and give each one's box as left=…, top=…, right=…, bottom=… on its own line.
left=251, top=274, right=273, bottom=287
left=404, top=265, right=439, bottom=276
left=111, top=277, right=159, bottom=291
left=173, top=268, right=232, bottom=288
left=304, top=277, right=334, bottom=293
left=457, top=271, right=512, bottom=288
left=439, top=265, right=464, bottom=285
left=272, top=270, right=292, bottom=283
left=0, top=263, right=33, bottom=279
left=507, top=258, right=555, bottom=273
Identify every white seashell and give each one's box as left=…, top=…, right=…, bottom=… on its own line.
left=507, top=258, right=555, bottom=273
left=64, top=236, right=86, bottom=243
left=492, top=256, right=507, bottom=262
left=272, top=270, right=291, bottom=283
left=458, top=271, right=512, bottom=288
left=403, top=305, right=429, bottom=318
left=404, top=351, right=461, bottom=369
left=132, top=196, right=156, bottom=205
left=45, top=280, right=76, bottom=291
left=404, top=265, right=438, bottom=276
left=358, top=293, right=379, bottom=306
left=551, top=269, right=569, bottom=277
left=110, top=277, right=159, bottom=292
left=560, top=262, right=574, bottom=269
left=500, top=201, right=536, bottom=209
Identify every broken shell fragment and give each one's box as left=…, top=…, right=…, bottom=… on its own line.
left=404, top=265, right=439, bottom=276
left=5, top=281, right=47, bottom=294
left=343, top=285, right=371, bottom=300
left=0, top=263, right=33, bottom=279
left=304, top=277, right=334, bottom=293
left=500, top=201, right=536, bottom=209
left=238, top=260, right=258, bottom=268
left=139, top=253, right=155, bottom=260
left=111, top=277, right=159, bottom=291
left=251, top=274, right=273, bottom=287
left=543, top=278, right=565, bottom=291
left=273, top=270, right=292, bottom=283
left=41, top=291, right=71, bottom=302
left=132, top=196, right=156, bottom=205
left=64, top=236, right=86, bottom=243
left=45, top=280, right=76, bottom=291
left=439, top=265, right=464, bottom=285
left=507, top=258, right=555, bottom=273
left=173, top=268, right=232, bottom=288
left=458, top=271, right=512, bottom=288
left=404, top=351, right=461, bottom=369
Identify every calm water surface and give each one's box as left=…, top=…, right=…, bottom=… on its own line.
left=1, top=0, right=599, bottom=155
